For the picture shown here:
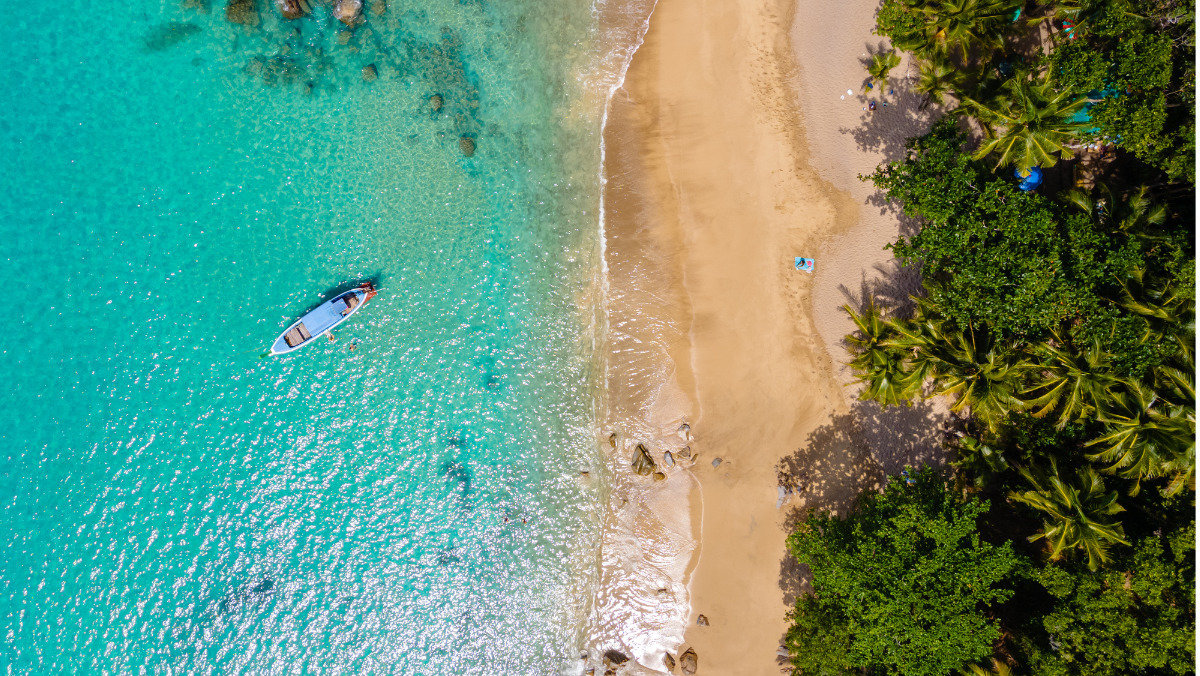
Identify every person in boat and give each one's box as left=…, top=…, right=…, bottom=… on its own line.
left=341, top=296, right=355, bottom=316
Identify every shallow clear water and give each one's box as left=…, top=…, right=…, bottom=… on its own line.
left=0, top=1, right=622, bottom=672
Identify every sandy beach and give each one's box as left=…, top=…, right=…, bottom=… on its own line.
left=595, top=0, right=952, bottom=671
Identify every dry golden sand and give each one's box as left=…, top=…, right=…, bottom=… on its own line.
left=598, top=0, right=953, bottom=671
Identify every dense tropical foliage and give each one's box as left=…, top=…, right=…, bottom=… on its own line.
left=785, top=0, right=1194, bottom=673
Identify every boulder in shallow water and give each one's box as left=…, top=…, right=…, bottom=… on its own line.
left=697, top=613, right=709, bottom=626
left=680, top=648, right=698, bottom=675
left=663, top=652, right=676, bottom=672
left=603, top=649, right=629, bottom=665
left=632, top=444, right=655, bottom=475
left=430, top=93, right=444, bottom=112
left=459, top=135, right=476, bottom=157
left=653, top=471, right=666, bottom=481
left=362, top=63, right=377, bottom=82
left=334, top=0, right=362, bottom=25
left=370, top=0, right=386, bottom=15
left=711, top=457, right=722, bottom=468
left=275, top=0, right=310, bottom=19
left=663, top=450, right=675, bottom=467
left=225, top=0, right=260, bottom=26
left=182, top=0, right=211, bottom=13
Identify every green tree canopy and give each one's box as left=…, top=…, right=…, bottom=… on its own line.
left=869, top=120, right=1124, bottom=338
left=1027, top=523, right=1195, bottom=675
left=785, top=467, right=1022, bottom=675
left=1050, top=0, right=1196, bottom=182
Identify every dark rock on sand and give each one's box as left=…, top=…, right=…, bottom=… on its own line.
left=653, top=471, right=666, bottom=481
left=459, top=135, right=476, bottom=157
left=711, top=457, right=722, bottom=468
left=603, top=649, right=629, bottom=665
left=334, top=0, right=362, bottom=25
left=664, top=652, right=676, bottom=671
left=362, top=63, right=378, bottom=82
left=142, top=22, right=201, bottom=51
left=632, top=444, right=655, bottom=475
left=680, top=648, right=698, bottom=675
left=275, top=0, right=310, bottom=19
left=696, top=613, right=709, bottom=626
left=226, top=0, right=260, bottom=26
left=430, top=93, right=444, bottom=112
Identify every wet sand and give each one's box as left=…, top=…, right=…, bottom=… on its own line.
left=596, top=0, right=952, bottom=671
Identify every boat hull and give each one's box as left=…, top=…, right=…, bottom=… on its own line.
left=269, top=283, right=376, bottom=355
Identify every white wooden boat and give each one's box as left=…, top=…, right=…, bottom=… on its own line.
left=269, top=282, right=377, bottom=355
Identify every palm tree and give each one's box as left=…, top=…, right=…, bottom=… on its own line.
left=1086, top=382, right=1193, bottom=493
left=842, top=301, right=915, bottom=406
left=914, top=56, right=964, bottom=109
left=922, top=324, right=1029, bottom=429
left=962, top=659, right=1014, bottom=676
left=1009, top=459, right=1129, bottom=570
left=1064, top=184, right=1170, bottom=250
left=1117, top=268, right=1195, bottom=361
left=866, top=50, right=902, bottom=93
left=1023, top=332, right=1128, bottom=428
left=961, top=71, right=1088, bottom=172
left=914, top=0, right=1024, bottom=61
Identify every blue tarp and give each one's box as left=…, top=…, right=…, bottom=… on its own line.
left=1016, top=166, right=1043, bottom=191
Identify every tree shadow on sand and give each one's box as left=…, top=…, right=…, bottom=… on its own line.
left=774, top=398, right=963, bottom=608
left=841, top=66, right=944, bottom=165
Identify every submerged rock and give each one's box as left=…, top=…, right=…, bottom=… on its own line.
left=697, top=613, right=709, bottom=626
left=275, top=0, right=310, bottom=19
left=225, top=0, right=259, bottom=26
left=677, top=447, right=691, bottom=460
left=430, top=93, right=444, bottom=112
left=459, top=135, right=476, bottom=157
left=653, top=471, right=666, bottom=481
left=182, top=0, right=210, bottom=13
left=334, top=0, right=362, bottom=25
left=632, top=444, right=655, bottom=476
left=680, top=648, right=698, bottom=675
left=370, top=0, right=386, bottom=15
left=361, top=63, right=378, bottom=82
left=664, top=652, right=676, bottom=672
left=142, top=22, right=201, bottom=51
left=711, top=457, right=722, bottom=469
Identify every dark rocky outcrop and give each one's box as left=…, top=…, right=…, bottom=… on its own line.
left=632, top=444, right=655, bottom=475
left=362, top=63, right=378, bottom=82
left=663, top=652, right=676, bottom=672
left=458, top=135, right=476, bottom=157
left=680, top=648, right=698, bottom=675
left=603, top=649, right=629, bottom=665
left=225, top=0, right=260, bottom=26
left=430, top=93, right=444, bottom=112
left=182, top=0, right=211, bottom=13
left=370, top=0, right=386, bottom=15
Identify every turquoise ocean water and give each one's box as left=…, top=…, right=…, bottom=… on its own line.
left=0, top=1, right=637, bottom=671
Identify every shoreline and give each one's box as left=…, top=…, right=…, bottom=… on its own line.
left=594, top=0, right=954, bottom=671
